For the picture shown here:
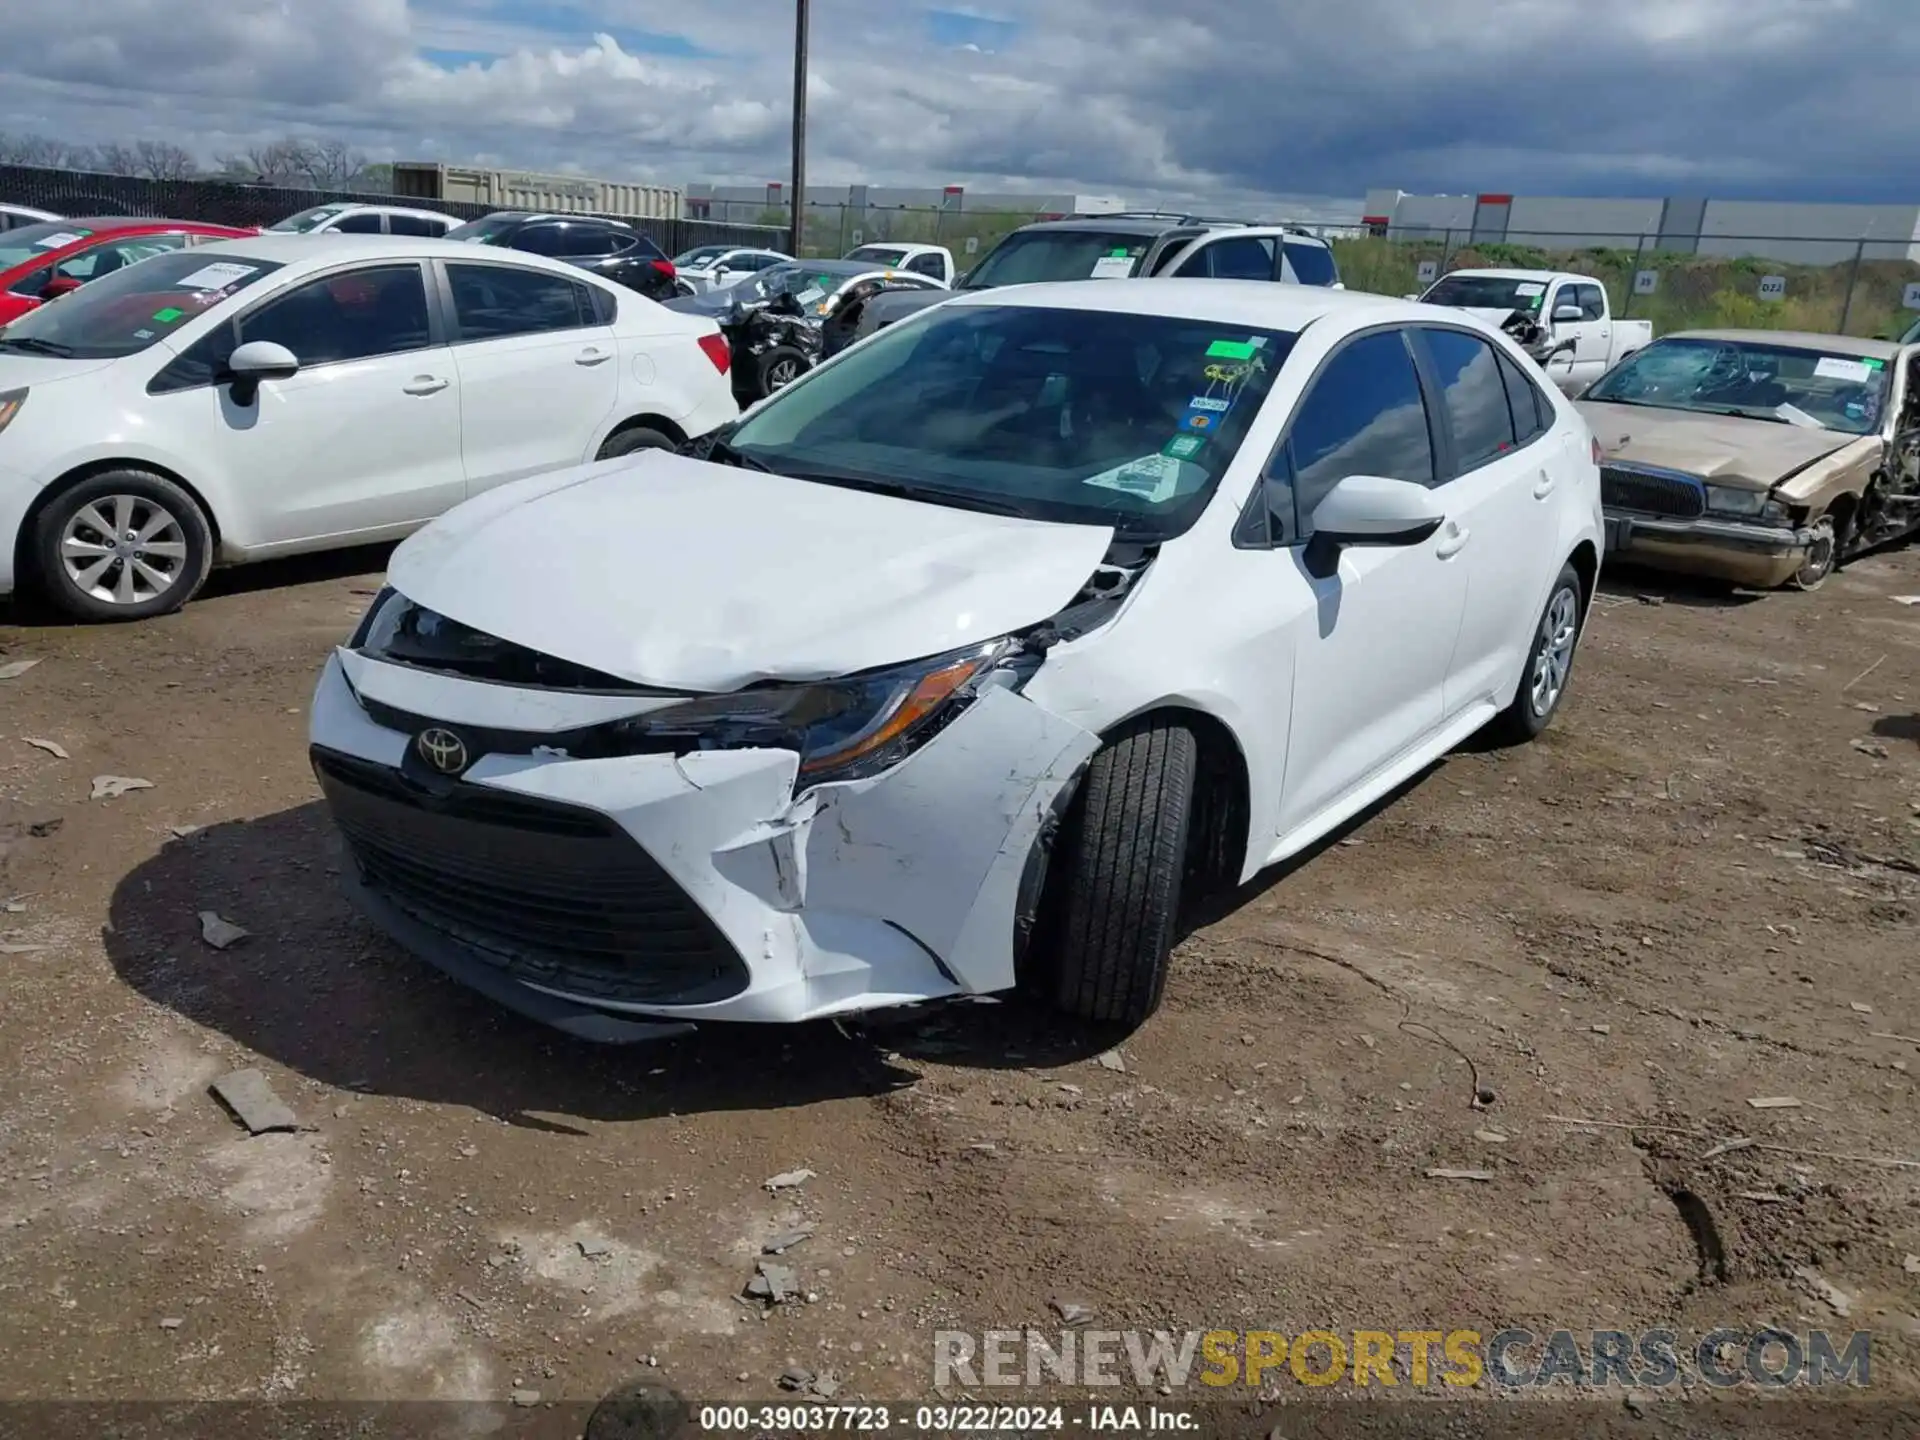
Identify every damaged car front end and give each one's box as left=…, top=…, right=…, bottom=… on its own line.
left=1578, top=330, right=1919, bottom=590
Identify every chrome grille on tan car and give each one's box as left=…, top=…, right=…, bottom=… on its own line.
left=1601, top=464, right=1706, bottom=519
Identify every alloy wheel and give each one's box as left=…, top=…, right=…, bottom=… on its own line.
left=59, top=494, right=189, bottom=608
left=1530, top=585, right=1580, bottom=717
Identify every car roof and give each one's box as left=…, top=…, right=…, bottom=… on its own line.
left=1437, top=268, right=1567, bottom=281
left=940, top=276, right=1413, bottom=329
left=1666, top=328, right=1904, bottom=360
left=184, top=232, right=616, bottom=277
left=1013, top=216, right=1191, bottom=238
left=472, top=210, right=631, bottom=227
left=62, top=217, right=233, bottom=231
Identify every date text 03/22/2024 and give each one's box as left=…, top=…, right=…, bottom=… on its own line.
left=695, top=1403, right=1196, bottom=1432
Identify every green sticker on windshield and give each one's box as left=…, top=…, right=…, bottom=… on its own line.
left=1162, top=434, right=1206, bottom=461
left=1862, top=357, right=1885, bottom=370
left=1109, top=248, right=1129, bottom=257
left=1206, top=339, right=1258, bottom=360
left=153, top=306, right=183, bottom=323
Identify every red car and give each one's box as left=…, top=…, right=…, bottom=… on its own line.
left=0, top=218, right=256, bottom=326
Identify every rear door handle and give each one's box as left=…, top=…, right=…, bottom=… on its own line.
left=576, top=348, right=611, bottom=366
left=1532, top=471, right=1556, bottom=499
left=402, top=376, right=449, bottom=395
left=1435, top=523, right=1470, bottom=559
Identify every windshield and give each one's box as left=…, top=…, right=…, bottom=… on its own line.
left=1421, top=274, right=1547, bottom=313
left=714, top=263, right=849, bottom=307
left=267, top=205, right=351, bottom=234
left=724, top=300, right=1297, bottom=540
left=674, top=245, right=731, bottom=266
left=1584, top=337, right=1892, bottom=435
left=846, top=246, right=908, bottom=266
left=0, top=250, right=283, bottom=359
left=961, top=230, right=1154, bottom=289
left=444, top=215, right=520, bottom=244
left=0, top=221, right=99, bottom=271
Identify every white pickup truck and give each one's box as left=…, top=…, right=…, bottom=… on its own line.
left=1413, top=268, right=1653, bottom=395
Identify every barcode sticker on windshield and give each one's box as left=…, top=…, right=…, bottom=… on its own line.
left=796, top=286, right=826, bottom=305
left=1514, top=282, right=1545, bottom=296
left=1083, top=452, right=1184, bottom=503
left=1813, top=356, right=1873, bottom=384
left=1089, top=255, right=1136, bottom=279
left=34, top=232, right=85, bottom=249
left=175, top=262, right=259, bottom=291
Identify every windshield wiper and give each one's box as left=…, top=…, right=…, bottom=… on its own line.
left=1710, top=406, right=1788, bottom=425
left=0, top=335, right=74, bottom=357
left=788, top=470, right=1031, bottom=517
left=683, top=432, right=775, bottom=473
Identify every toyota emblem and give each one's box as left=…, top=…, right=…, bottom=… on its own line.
left=415, top=728, right=469, bottom=775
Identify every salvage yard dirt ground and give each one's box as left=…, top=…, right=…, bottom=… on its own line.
left=3, top=544, right=1920, bottom=1434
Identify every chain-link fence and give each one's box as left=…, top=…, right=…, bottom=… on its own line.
left=1342, top=227, right=1920, bottom=341
left=0, top=164, right=787, bottom=256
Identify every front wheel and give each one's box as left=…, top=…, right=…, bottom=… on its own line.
left=1788, top=514, right=1837, bottom=591
left=1487, top=562, right=1584, bottom=745
left=754, top=346, right=808, bottom=400
left=31, top=470, right=214, bottom=621
left=595, top=426, right=675, bottom=461
left=1040, top=720, right=1198, bottom=1027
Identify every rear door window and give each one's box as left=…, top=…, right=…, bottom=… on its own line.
left=331, top=211, right=385, bottom=234
left=1419, top=327, right=1519, bottom=475
left=906, top=252, right=946, bottom=279
left=446, top=261, right=596, bottom=340
left=1176, top=236, right=1278, bottom=281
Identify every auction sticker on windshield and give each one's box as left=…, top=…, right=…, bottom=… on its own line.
left=1090, top=254, right=1137, bottom=279
left=175, top=262, right=259, bottom=292
left=1515, top=282, right=1545, bottom=297
left=34, top=232, right=85, bottom=250
left=1814, top=356, right=1874, bottom=384
left=796, top=286, right=826, bottom=305
left=151, top=307, right=184, bottom=324
left=1082, top=451, right=1192, bottom=504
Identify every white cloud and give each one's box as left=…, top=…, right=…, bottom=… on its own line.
left=1, top=0, right=1915, bottom=215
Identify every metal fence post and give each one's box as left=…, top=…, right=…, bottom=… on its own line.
left=1440, top=227, right=1456, bottom=274
left=1624, top=233, right=1646, bottom=319
left=1836, top=239, right=1866, bottom=335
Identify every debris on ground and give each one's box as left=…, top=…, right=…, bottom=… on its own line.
left=90, top=775, right=154, bottom=800
left=810, top=1372, right=841, bottom=1399
left=1904, top=1255, right=1920, bottom=1275
left=510, top=1389, right=541, bottom=1408
left=1699, top=1137, right=1754, bottom=1161
left=1425, top=1168, right=1497, bottom=1182
left=21, top=737, right=68, bottom=760
left=198, top=912, right=251, bottom=950
left=1636, top=595, right=1665, bottom=606
left=1473, top=1130, right=1509, bottom=1145
left=1850, top=1002, right=1874, bottom=1014
left=1095, top=1050, right=1127, bottom=1073
left=762, top=1228, right=814, bottom=1255
left=1792, top=1266, right=1852, bottom=1318
left=27, top=818, right=62, bottom=837
left=1591, top=1023, right=1612, bottom=1035
left=209, top=1069, right=299, bottom=1135
left=157, top=1317, right=183, bottom=1331
left=1746, top=1096, right=1804, bottom=1110
left=1851, top=740, right=1890, bottom=759
left=778, top=1367, right=814, bottom=1392
left=577, top=1238, right=611, bottom=1259
left=0, top=659, right=41, bottom=680
left=166, top=824, right=200, bottom=840
left=745, top=1260, right=798, bottom=1303
left=763, top=1169, right=815, bottom=1192
left=1050, top=1300, right=1096, bottom=1326
left=0, top=942, right=50, bottom=955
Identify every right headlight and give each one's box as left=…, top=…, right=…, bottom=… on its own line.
left=1704, top=485, right=1786, bottom=522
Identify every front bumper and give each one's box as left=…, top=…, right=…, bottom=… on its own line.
left=308, top=651, right=1098, bottom=1036
left=1602, top=511, right=1813, bottom=588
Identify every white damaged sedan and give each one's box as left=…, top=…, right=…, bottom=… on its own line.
left=309, top=279, right=1603, bottom=1041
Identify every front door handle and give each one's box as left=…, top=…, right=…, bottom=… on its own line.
left=1434, top=522, right=1470, bottom=559
left=1532, top=471, right=1556, bottom=500
left=575, top=348, right=611, bottom=366
left=402, top=376, right=449, bottom=395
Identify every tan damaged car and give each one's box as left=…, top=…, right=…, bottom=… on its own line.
left=1579, top=329, right=1920, bottom=589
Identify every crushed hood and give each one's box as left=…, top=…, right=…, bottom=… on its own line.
left=385, top=451, right=1117, bottom=694
left=1579, top=400, right=1858, bottom=490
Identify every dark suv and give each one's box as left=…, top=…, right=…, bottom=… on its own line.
left=444, top=211, right=680, bottom=302
left=854, top=211, right=1343, bottom=343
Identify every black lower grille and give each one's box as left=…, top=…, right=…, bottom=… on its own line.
left=1601, top=464, right=1705, bottom=519
left=312, top=747, right=748, bottom=1004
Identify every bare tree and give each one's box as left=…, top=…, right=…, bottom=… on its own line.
left=215, top=138, right=314, bottom=187
left=0, top=131, right=78, bottom=167
left=296, top=137, right=368, bottom=189
left=133, top=140, right=198, bottom=180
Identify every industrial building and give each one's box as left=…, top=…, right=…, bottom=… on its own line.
left=683, top=181, right=1126, bottom=224
left=1362, top=188, right=1920, bottom=265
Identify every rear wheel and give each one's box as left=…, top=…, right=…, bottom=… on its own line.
left=595, top=426, right=675, bottom=461
left=755, top=347, right=807, bottom=400
left=1487, top=562, right=1583, bottom=745
left=31, top=470, right=213, bottom=622
left=1042, top=720, right=1198, bottom=1027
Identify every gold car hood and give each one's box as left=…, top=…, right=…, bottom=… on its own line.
left=1579, top=400, right=1864, bottom=491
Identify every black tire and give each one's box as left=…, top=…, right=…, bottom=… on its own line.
left=30, top=469, right=213, bottom=622
left=754, top=346, right=807, bottom=400
left=1788, top=513, right=1838, bottom=591
left=1487, top=561, right=1584, bottom=745
left=1044, top=720, right=1198, bottom=1026
left=595, top=426, right=675, bottom=461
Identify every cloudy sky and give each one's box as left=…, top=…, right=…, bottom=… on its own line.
left=5, top=0, right=1914, bottom=217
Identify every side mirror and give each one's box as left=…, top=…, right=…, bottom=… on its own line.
left=40, top=276, right=83, bottom=301
left=1303, top=475, right=1445, bottom=577
left=225, top=339, right=300, bottom=405
left=1552, top=304, right=1583, bottom=324
left=1402, top=292, right=1422, bottom=302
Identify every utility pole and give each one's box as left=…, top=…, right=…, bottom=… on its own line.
left=790, top=0, right=810, bottom=258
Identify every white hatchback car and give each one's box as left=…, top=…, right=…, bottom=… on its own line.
left=0, top=235, right=738, bottom=619
left=671, top=245, right=794, bottom=295
left=309, top=280, right=1602, bottom=1042
left=266, top=203, right=462, bottom=238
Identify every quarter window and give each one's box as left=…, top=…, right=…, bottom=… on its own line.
left=1282, top=329, right=1435, bottom=534
left=907, top=252, right=945, bottom=279
left=446, top=262, right=595, bottom=340
left=1420, top=328, right=1517, bottom=474
left=331, top=211, right=384, bottom=234
left=1496, top=348, right=1548, bottom=444
left=237, top=264, right=433, bottom=366
left=388, top=213, right=448, bottom=237
left=1282, top=241, right=1339, bottom=287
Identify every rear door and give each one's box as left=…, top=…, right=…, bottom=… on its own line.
left=439, top=258, right=621, bottom=495
left=1409, top=325, right=1553, bottom=716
